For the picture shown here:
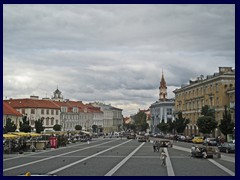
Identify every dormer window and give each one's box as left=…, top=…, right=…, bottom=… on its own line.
left=61, top=106, right=67, bottom=112
left=73, top=107, right=78, bottom=113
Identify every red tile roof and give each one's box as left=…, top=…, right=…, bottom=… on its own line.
left=3, top=102, right=22, bottom=116
left=4, top=99, right=103, bottom=114
left=4, top=99, right=60, bottom=109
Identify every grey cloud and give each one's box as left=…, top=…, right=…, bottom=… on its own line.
left=3, top=4, right=235, bottom=116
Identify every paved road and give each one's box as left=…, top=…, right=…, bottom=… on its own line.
left=3, top=137, right=235, bottom=176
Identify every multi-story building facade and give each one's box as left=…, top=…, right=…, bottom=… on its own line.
left=91, top=102, right=123, bottom=133
left=3, top=101, right=22, bottom=130
left=173, top=67, right=235, bottom=137
left=4, top=89, right=104, bottom=132
left=4, top=96, right=61, bottom=131
left=150, top=72, right=175, bottom=133
left=53, top=100, right=103, bottom=131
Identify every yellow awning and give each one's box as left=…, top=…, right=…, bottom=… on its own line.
left=28, top=133, right=41, bottom=137
left=12, top=132, right=30, bottom=137
left=3, top=134, right=18, bottom=139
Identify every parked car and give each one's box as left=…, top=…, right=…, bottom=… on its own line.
left=185, top=136, right=193, bottom=143
left=203, top=138, right=217, bottom=146
left=138, top=136, right=147, bottom=142
left=127, top=133, right=136, bottom=139
left=158, top=140, right=173, bottom=147
left=192, top=137, right=204, bottom=144
left=218, top=142, right=235, bottom=153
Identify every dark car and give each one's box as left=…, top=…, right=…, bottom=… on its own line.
left=218, top=142, right=235, bottom=153
left=138, top=136, right=147, bottom=142
left=127, top=133, right=136, bottom=139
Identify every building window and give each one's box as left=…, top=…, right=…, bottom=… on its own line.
left=46, top=118, right=49, bottom=125
left=216, top=83, right=219, bottom=92
left=46, top=109, right=49, bottom=115
left=51, top=109, right=54, bottom=115
left=61, top=107, right=67, bottom=112
left=41, top=109, right=44, bottom=115
left=56, top=110, right=58, bottom=115
left=31, top=109, right=35, bottom=114
left=51, top=118, right=54, bottom=125
left=167, top=108, right=172, bottom=115
left=56, top=120, right=59, bottom=124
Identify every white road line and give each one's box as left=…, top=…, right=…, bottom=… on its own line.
left=208, top=159, right=235, bottom=176
left=105, top=142, right=145, bottom=176
left=3, top=139, right=119, bottom=172
left=163, top=147, right=175, bottom=176
left=47, top=140, right=133, bottom=175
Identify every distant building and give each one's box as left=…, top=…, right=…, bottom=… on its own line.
left=3, top=101, right=22, bottom=130
left=91, top=102, right=123, bottom=133
left=4, top=96, right=60, bottom=131
left=52, top=100, right=103, bottom=131
left=150, top=72, right=175, bottom=133
left=4, top=88, right=104, bottom=132
left=173, top=67, right=235, bottom=137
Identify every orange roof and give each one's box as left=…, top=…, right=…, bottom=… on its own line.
left=4, top=99, right=60, bottom=109
left=3, top=102, right=22, bottom=116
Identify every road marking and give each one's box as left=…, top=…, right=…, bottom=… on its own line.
left=172, top=144, right=235, bottom=175
left=47, top=139, right=133, bottom=175
left=3, top=139, right=119, bottom=172
left=3, top=138, right=106, bottom=162
left=163, top=148, right=175, bottom=176
left=105, top=142, right=145, bottom=176
left=173, top=145, right=235, bottom=163
left=221, top=155, right=235, bottom=163
left=208, top=159, right=235, bottom=176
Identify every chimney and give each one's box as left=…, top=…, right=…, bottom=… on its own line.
left=30, top=95, right=39, bottom=99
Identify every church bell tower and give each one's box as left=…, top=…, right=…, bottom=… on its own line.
left=159, top=71, right=167, bottom=101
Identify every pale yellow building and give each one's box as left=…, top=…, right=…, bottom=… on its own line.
left=173, top=67, right=235, bottom=137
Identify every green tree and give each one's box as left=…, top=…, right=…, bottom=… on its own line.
left=219, top=106, right=235, bottom=141
left=175, top=112, right=190, bottom=134
left=133, top=111, right=147, bottom=132
left=19, top=115, right=31, bottom=132
left=35, top=119, right=44, bottom=133
left=4, top=118, right=17, bottom=133
left=167, top=120, right=175, bottom=134
left=92, top=125, right=98, bottom=133
left=201, top=105, right=215, bottom=117
left=197, top=116, right=217, bottom=134
left=53, top=124, right=61, bottom=131
left=129, top=124, right=136, bottom=132
left=157, top=120, right=168, bottom=134
left=140, top=122, right=149, bottom=132
left=197, top=106, right=217, bottom=135
left=75, top=125, right=82, bottom=130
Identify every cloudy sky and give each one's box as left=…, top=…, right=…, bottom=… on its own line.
left=3, top=4, right=235, bottom=116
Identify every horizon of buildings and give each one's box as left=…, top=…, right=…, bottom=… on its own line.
left=3, top=66, right=235, bottom=137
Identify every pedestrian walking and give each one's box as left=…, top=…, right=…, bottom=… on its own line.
left=161, top=150, right=167, bottom=167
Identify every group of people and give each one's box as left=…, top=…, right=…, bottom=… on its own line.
left=190, top=145, right=207, bottom=158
